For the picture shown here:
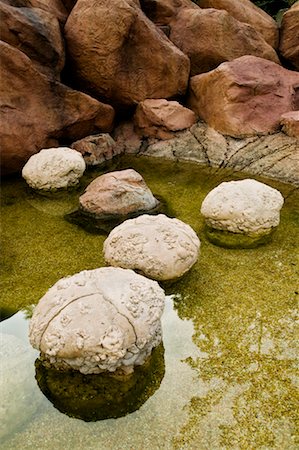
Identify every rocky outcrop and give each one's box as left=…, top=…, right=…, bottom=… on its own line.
left=29, top=267, right=165, bottom=374
left=79, top=169, right=159, bottom=217
left=279, top=2, right=299, bottom=71
left=71, top=134, right=120, bottom=166
left=64, top=0, right=190, bottom=108
left=0, top=2, right=65, bottom=78
left=280, top=111, right=299, bottom=139
left=1, top=0, right=69, bottom=24
left=104, top=214, right=200, bottom=281
left=188, top=56, right=299, bottom=137
left=196, top=0, right=278, bottom=48
left=22, top=148, right=86, bottom=191
left=0, top=42, right=115, bottom=174
left=170, top=8, right=279, bottom=76
left=134, top=99, right=197, bottom=139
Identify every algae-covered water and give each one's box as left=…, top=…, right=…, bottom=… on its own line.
left=1, top=156, right=298, bottom=449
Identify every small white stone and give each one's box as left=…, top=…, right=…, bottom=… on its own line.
left=22, top=147, right=86, bottom=191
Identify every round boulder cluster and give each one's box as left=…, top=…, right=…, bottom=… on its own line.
left=200, top=179, right=284, bottom=248
left=22, top=147, right=86, bottom=191
left=29, top=267, right=165, bottom=374
left=104, top=214, right=200, bottom=281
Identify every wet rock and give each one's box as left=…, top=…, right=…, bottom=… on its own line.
left=279, top=2, right=299, bottom=70
left=134, top=99, right=197, bottom=139
left=200, top=179, right=284, bottom=248
left=64, top=0, right=190, bottom=108
left=79, top=169, right=159, bottom=218
left=29, top=267, right=165, bottom=374
left=71, top=134, right=121, bottom=166
left=188, top=55, right=299, bottom=137
left=104, top=214, right=200, bottom=281
left=22, top=147, right=86, bottom=191
left=280, top=111, right=299, bottom=139
left=170, top=8, right=279, bottom=76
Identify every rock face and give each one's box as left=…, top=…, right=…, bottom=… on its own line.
left=281, top=111, right=299, bottom=139
left=71, top=134, right=121, bottom=166
left=196, top=0, right=278, bottom=48
left=169, top=8, right=279, bottom=76
left=29, top=267, right=165, bottom=374
left=79, top=169, right=159, bottom=217
left=140, top=0, right=198, bottom=26
left=279, top=2, right=299, bottom=70
left=113, top=121, right=143, bottom=155
left=0, top=42, right=115, bottom=175
left=134, top=99, right=197, bottom=139
left=1, top=0, right=69, bottom=24
left=188, top=56, right=299, bottom=137
left=201, top=179, right=284, bottom=247
left=104, top=214, right=200, bottom=280
left=22, top=147, right=86, bottom=190
left=64, top=0, right=190, bottom=107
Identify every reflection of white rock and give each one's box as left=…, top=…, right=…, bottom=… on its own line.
left=201, top=179, right=284, bottom=235
left=104, top=214, right=200, bottom=281
left=0, top=333, right=40, bottom=442
left=22, top=147, right=86, bottom=191
left=29, top=267, right=165, bottom=374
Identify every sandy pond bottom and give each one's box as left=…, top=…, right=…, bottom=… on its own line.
left=0, top=156, right=298, bottom=450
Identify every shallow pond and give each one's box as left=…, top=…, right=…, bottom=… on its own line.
left=1, top=156, right=298, bottom=449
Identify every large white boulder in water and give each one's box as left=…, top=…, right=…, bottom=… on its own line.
left=22, top=147, right=86, bottom=191
left=29, top=267, right=165, bottom=374
left=200, top=179, right=284, bottom=247
left=104, top=214, right=200, bottom=281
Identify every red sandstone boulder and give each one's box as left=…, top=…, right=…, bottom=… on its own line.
left=281, top=111, right=299, bottom=139
left=134, top=99, right=197, bottom=139
left=188, top=55, right=299, bottom=138
left=169, top=8, right=279, bottom=76
left=64, top=0, right=190, bottom=108
left=0, top=0, right=68, bottom=24
left=140, top=0, right=198, bottom=25
left=196, top=0, right=278, bottom=48
left=279, top=3, right=299, bottom=71
left=0, top=2, right=65, bottom=78
left=0, top=42, right=115, bottom=174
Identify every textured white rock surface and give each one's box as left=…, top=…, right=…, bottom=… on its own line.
left=201, top=179, right=284, bottom=235
left=79, top=168, right=159, bottom=217
left=104, top=214, right=200, bottom=281
left=22, top=147, right=86, bottom=190
left=29, top=267, right=165, bottom=374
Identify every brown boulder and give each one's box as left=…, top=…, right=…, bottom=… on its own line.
left=0, top=42, right=115, bottom=174
left=0, top=2, right=65, bottom=78
left=169, top=8, right=279, bottom=76
left=281, top=111, right=299, bottom=139
left=0, top=0, right=68, bottom=24
left=64, top=0, right=190, bottom=108
left=188, top=55, right=299, bottom=138
left=134, top=99, right=197, bottom=139
left=140, top=0, right=198, bottom=25
left=196, top=0, right=278, bottom=48
left=279, top=3, right=299, bottom=70
left=113, top=121, right=143, bottom=155
left=71, top=134, right=122, bottom=166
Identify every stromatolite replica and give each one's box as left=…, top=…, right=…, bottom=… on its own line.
left=200, top=179, right=284, bottom=248
left=103, top=214, right=200, bottom=281
left=22, top=147, right=86, bottom=191
left=29, top=267, right=165, bottom=374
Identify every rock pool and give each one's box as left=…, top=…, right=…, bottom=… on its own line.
left=1, top=156, right=298, bottom=449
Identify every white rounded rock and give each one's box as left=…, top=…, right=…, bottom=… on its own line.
left=201, top=179, right=284, bottom=235
left=22, top=147, right=86, bottom=191
left=103, top=214, right=200, bottom=281
left=29, top=267, right=165, bottom=374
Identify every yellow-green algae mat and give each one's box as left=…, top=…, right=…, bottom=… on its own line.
left=1, top=156, right=298, bottom=449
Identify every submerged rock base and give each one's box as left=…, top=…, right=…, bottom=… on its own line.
left=205, top=225, right=276, bottom=249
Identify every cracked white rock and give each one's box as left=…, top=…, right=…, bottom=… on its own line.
left=200, top=179, right=284, bottom=235
left=29, top=267, right=165, bottom=374
left=103, top=214, right=200, bottom=281
left=22, top=147, right=86, bottom=191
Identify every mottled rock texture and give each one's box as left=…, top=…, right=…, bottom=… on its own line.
left=0, top=0, right=69, bottom=24
left=280, top=111, right=299, bottom=139
left=104, top=214, right=200, bottom=280
left=134, top=99, right=197, bottom=139
left=22, top=147, right=86, bottom=190
left=195, top=0, right=278, bottom=48
left=0, top=42, right=114, bottom=175
left=188, top=56, right=299, bottom=137
left=29, top=267, right=165, bottom=374
left=279, top=2, right=299, bottom=70
left=113, top=121, right=143, bottom=155
left=71, top=134, right=120, bottom=166
left=79, top=169, right=159, bottom=217
left=170, top=8, right=279, bottom=76
left=64, top=0, right=190, bottom=108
